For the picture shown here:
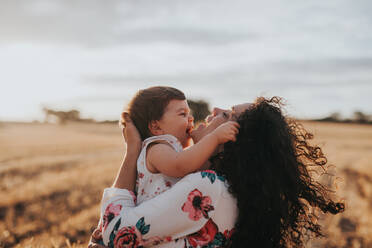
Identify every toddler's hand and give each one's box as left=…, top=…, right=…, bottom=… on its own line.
left=212, top=121, right=240, bottom=144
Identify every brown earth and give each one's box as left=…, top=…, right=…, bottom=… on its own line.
left=0, top=121, right=371, bottom=247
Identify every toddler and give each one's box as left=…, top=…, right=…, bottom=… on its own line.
left=123, top=86, right=239, bottom=204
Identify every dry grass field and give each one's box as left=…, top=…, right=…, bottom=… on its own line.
left=1, top=121, right=372, bottom=247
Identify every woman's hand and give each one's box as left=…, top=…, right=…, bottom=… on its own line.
left=121, top=112, right=141, bottom=154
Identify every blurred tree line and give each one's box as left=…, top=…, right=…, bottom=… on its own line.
left=42, top=102, right=371, bottom=125
left=41, top=99, right=211, bottom=125
left=317, top=110, right=372, bottom=124
left=42, top=107, right=94, bottom=124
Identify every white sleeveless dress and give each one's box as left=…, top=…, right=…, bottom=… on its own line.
left=136, top=134, right=183, bottom=204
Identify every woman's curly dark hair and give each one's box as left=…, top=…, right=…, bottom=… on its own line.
left=214, top=97, right=344, bottom=248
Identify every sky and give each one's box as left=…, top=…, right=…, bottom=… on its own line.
left=1, top=0, right=372, bottom=121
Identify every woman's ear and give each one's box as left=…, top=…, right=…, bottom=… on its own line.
left=148, top=121, right=163, bottom=136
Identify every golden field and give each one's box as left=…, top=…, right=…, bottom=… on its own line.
left=1, top=121, right=372, bottom=247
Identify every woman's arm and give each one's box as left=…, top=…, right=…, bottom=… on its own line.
left=112, top=112, right=142, bottom=190
left=88, top=170, right=233, bottom=248
left=111, top=146, right=139, bottom=190
left=88, top=113, right=141, bottom=248
left=100, top=172, right=224, bottom=247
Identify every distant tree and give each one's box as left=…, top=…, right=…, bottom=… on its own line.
left=353, top=111, right=369, bottom=123
left=316, top=112, right=341, bottom=122
left=329, top=112, right=341, bottom=121
left=42, top=107, right=81, bottom=124
left=187, top=99, right=211, bottom=123
left=316, top=111, right=372, bottom=124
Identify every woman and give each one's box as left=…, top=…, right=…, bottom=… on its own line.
left=89, top=97, right=344, bottom=248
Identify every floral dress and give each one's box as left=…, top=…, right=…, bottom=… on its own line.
left=136, top=134, right=183, bottom=204
left=99, top=170, right=238, bottom=248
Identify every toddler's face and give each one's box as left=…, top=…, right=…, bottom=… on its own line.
left=157, top=99, right=194, bottom=148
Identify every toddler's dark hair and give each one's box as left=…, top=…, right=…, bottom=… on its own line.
left=123, top=86, right=185, bottom=140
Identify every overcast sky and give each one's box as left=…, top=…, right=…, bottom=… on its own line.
left=1, top=0, right=372, bottom=121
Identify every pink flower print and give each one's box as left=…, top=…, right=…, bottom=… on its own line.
left=187, top=219, right=218, bottom=247
left=138, top=172, right=144, bottom=179
left=114, top=226, right=142, bottom=248
left=223, top=227, right=235, bottom=240
left=103, top=203, right=122, bottom=231
left=165, top=181, right=171, bottom=187
left=141, top=235, right=172, bottom=247
left=182, top=189, right=214, bottom=221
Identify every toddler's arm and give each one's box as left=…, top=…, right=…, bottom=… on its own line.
left=147, top=121, right=239, bottom=177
